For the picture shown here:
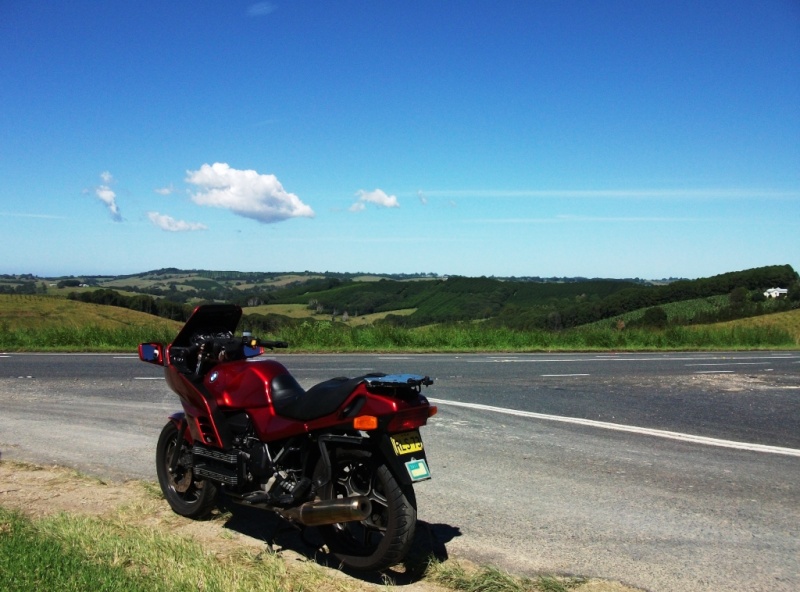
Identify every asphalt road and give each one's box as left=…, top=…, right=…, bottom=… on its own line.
left=1, top=351, right=799, bottom=592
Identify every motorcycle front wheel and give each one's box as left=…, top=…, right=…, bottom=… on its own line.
left=155, top=421, right=216, bottom=518
left=316, top=449, right=417, bottom=572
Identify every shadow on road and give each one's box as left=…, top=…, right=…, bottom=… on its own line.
left=219, top=500, right=461, bottom=584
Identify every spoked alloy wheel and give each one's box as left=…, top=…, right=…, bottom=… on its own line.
left=155, top=421, right=216, bottom=518
left=317, top=449, right=417, bottom=572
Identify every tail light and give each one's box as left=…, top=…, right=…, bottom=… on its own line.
left=386, top=405, right=437, bottom=433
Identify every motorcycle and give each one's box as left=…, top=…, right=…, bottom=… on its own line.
left=138, top=303, right=436, bottom=571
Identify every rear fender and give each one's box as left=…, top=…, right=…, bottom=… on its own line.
left=377, top=433, right=431, bottom=487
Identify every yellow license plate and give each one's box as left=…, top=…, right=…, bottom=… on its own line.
left=390, top=430, right=424, bottom=456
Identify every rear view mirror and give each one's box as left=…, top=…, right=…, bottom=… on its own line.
left=138, top=342, right=165, bottom=365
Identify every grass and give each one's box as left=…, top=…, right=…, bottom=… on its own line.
left=0, top=458, right=625, bottom=592
left=0, top=294, right=181, bottom=332
left=0, top=295, right=180, bottom=351
left=0, top=506, right=304, bottom=592
left=0, top=323, right=179, bottom=352
left=425, top=559, right=587, bottom=591
left=1, top=294, right=797, bottom=352
left=0, top=508, right=152, bottom=592
left=712, top=307, right=800, bottom=341
left=269, top=321, right=796, bottom=352
left=0, top=506, right=598, bottom=592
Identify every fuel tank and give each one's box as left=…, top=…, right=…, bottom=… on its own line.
left=202, top=359, right=290, bottom=409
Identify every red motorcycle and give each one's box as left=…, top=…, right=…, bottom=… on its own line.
left=138, top=303, right=436, bottom=571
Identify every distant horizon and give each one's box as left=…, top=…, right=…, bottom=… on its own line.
left=4, top=262, right=797, bottom=285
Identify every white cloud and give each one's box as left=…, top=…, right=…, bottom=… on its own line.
left=418, top=190, right=428, bottom=205
left=154, top=184, right=176, bottom=196
left=94, top=171, right=122, bottom=222
left=185, top=162, right=314, bottom=224
left=147, top=212, right=208, bottom=232
left=350, top=188, right=400, bottom=212
left=349, top=202, right=366, bottom=213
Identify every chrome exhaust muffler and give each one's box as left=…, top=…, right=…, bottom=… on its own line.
left=278, top=496, right=372, bottom=527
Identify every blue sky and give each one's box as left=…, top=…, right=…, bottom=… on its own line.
left=1, top=1, right=798, bottom=279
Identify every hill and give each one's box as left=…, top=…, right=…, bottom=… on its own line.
left=713, top=308, right=800, bottom=343
left=1, top=265, right=798, bottom=337
left=0, top=295, right=181, bottom=332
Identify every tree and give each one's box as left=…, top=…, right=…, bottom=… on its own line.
left=789, top=282, right=800, bottom=303
left=641, top=306, right=668, bottom=329
left=729, top=287, right=748, bottom=308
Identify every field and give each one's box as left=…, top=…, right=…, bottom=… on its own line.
left=712, top=307, right=800, bottom=341
left=0, top=294, right=181, bottom=332
left=0, top=295, right=180, bottom=351
left=247, top=303, right=417, bottom=326
left=0, top=294, right=796, bottom=352
left=587, top=295, right=730, bottom=326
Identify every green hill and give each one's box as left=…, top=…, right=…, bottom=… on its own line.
left=0, top=295, right=181, bottom=331
left=713, top=308, right=800, bottom=344
left=2, top=265, right=798, bottom=337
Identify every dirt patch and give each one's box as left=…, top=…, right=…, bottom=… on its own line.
left=675, top=372, right=800, bottom=392
left=0, top=462, right=136, bottom=517
left=0, top=461, right=643, bottom=592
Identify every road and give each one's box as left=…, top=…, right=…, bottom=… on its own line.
left=1, top=351, right=799, bottom=591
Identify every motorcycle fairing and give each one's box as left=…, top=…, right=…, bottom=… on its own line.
left=165, top=365, right=234, bottom=447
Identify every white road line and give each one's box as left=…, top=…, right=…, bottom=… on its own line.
left=685, top=362, right=771, bottom=367
left=428, top=398, right=800, bottom=458
left=693, top=370, right=735, bottom=374
left=469, top=354, right=800, bottom=363
left=134, top=377, right=164, bottom=380
left=540, top=373, right=590, bottom=377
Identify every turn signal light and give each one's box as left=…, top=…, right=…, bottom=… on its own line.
left=353, top=415, right=379, bottom=431
left=428, top=405, right=438, bottom=418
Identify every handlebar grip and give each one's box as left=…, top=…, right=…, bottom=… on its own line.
left=250, top=339, right=289, bottom=349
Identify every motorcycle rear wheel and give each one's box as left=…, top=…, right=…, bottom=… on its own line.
left=156, top=421, right=217, bottom=518
left=316, top=449, right=417, bottom=572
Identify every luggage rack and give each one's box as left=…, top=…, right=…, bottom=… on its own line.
left=363, top=373, right=433, bottom=395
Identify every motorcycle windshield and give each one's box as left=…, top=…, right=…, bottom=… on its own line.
left=171, top=304, right=243, bottom=347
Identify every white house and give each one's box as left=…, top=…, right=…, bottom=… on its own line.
left=764, top=287, right=788, bottom=298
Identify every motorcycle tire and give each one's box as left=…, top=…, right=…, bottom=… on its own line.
left=315, top=448, right=417, bottom=572
left=155, top=421, right=217, bottom=518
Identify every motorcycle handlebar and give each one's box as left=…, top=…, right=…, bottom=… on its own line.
left=250, top=338, right=289, bottom=350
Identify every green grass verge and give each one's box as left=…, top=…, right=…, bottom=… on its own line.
left=0, top=321, right=795, bottom=352
left=0, top=505, right=605, bottom=592
left=0, top=506, right=302, bottom=592
left=0, top=324, right=178, bottom=352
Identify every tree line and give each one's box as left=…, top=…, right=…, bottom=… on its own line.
left=61, top=264, right=800, bottom=332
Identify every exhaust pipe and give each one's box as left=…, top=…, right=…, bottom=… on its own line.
left=279, top=496, right=372, bottom=527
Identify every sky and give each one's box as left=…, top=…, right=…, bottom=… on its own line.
left=1, top=1, right=798, bottom=280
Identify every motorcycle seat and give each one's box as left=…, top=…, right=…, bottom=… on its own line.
left=270, top=375, right=364, bottom=421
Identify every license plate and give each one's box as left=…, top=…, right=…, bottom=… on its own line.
left=405, top=458, right=431, bottom=482
left=390, top=430, right=424, bottom=456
